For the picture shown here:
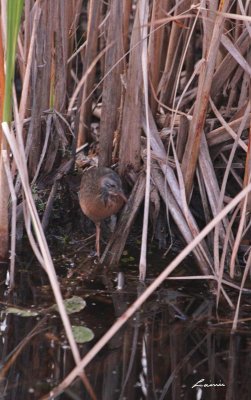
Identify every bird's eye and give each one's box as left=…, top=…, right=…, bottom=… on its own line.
left=106, top=181, right=116, bottom=188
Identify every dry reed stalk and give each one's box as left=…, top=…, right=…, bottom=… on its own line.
left=53, top=1, right=68, bottom=112
left=13, top=4, right=41, bottom=197
left=211, top=28, right=249, bottom=99
left=151, top=163, right=212, bottom=276
left=238, top=63, right=251, bottom=109
left=196, top=167, right=213, bottom=247
left=139, top=0, right=150, bottom=281
left=75, top=0, right=102, bottom=148
left=208, top=98, right=250, bottom=276
left=148, top=0, right=166, bottom=113
left=66, top=0, right=86, bottom=67
left=176, top=115, right=189, bottom=161
left=122, top=0, right=133, bottom=51
left=164, top=4, right=200, bottom=264
left=183, top=17, right=196, bottom=85
left=68, top=41, right=114, bottom=115
left=118, top=0, right=143, bottom=176
left=244, top=114, right=251, bottom=214
left=220, top=153, right=243, bottom=188
left=207, top=112, right=250, bottom=148
left=23, top=0, right=32, bottom=79
left=42, top=113, right=69, bottom=174
left=198, top=133, right=232, bottom=248
left=19, top=4, right=41, bottom=133
left=0, top=157, right=9, bottom=260
left=158, top=0, right=192, bottom=107
left=31, top=113, right=52, bottom=184
left=99, top=0, right=124, bottom=167
left=201, top=0, right=218, bottom=60
left=232, top=212, right=251, bottom=331
left=216, top=205, right=240, bottom=306
left=0, top=21, right=9, bottom=260
left=181, top=0, right=230, bottom=198
left=1, top=150, right=16, bottom=287
left=52, top=1, right=82, bottom=113
left=41, top=181, right=58, bottom=231
left=229, top=195, right=248, bottom=277
left=27, top=1, right=52, bottom=177
left=218, top=102, right=251, bottom=277
left=18, top=1, right=78, bottom=190
left=221, top=33, right=251, bottom=77
left=144, top=107, right=212, bottom=275
left=227, top=66, right=245, bottom=111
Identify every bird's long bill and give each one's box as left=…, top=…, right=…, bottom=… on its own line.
left=117, top=191, right=127, bottom=203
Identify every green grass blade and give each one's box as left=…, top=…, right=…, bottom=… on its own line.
left=3, top=0, right=24, bottom=122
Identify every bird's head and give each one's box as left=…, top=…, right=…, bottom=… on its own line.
left=100, top=173, right=127, bottom=206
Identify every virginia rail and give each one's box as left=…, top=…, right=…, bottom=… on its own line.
left=79, top=167, right=127, bottom=258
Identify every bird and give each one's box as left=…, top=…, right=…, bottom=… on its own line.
left=78, top=167, right=127, bottom=258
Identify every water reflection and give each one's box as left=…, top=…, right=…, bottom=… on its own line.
left=1, top=262, right=251, bottom=399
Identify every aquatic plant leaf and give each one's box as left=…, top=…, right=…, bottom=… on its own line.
left=121, top=256, right=135, bottom=263
left=72, top=325, right=94, bottom=343
left=6, top=307, right=39, bottom=317
left=52, top=296, right=86, bottom=315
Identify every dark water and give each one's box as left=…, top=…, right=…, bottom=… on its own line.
left=1, top=242, right=251, bottom=400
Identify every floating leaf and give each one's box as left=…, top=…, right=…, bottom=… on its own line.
left=121, top=256, right=135, bottom=264
left=72, top=325, right=94, bottom=343
left=6, top=307, right=39, bottom=317
left=52, top=296, right=86, bottom=315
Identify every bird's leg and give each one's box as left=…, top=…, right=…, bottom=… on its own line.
left=95, top=222, right=101, bottom=259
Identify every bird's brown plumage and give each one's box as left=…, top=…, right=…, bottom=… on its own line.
left=79, top=167, right=127, bottom=257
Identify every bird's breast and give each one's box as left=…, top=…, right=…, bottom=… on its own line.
left=79, top=192, right=124, bottom=223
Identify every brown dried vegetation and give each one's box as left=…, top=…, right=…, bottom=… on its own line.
left=0, top=1, right=251, bottom=395
left=0, top=0, right=251, bottom=291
